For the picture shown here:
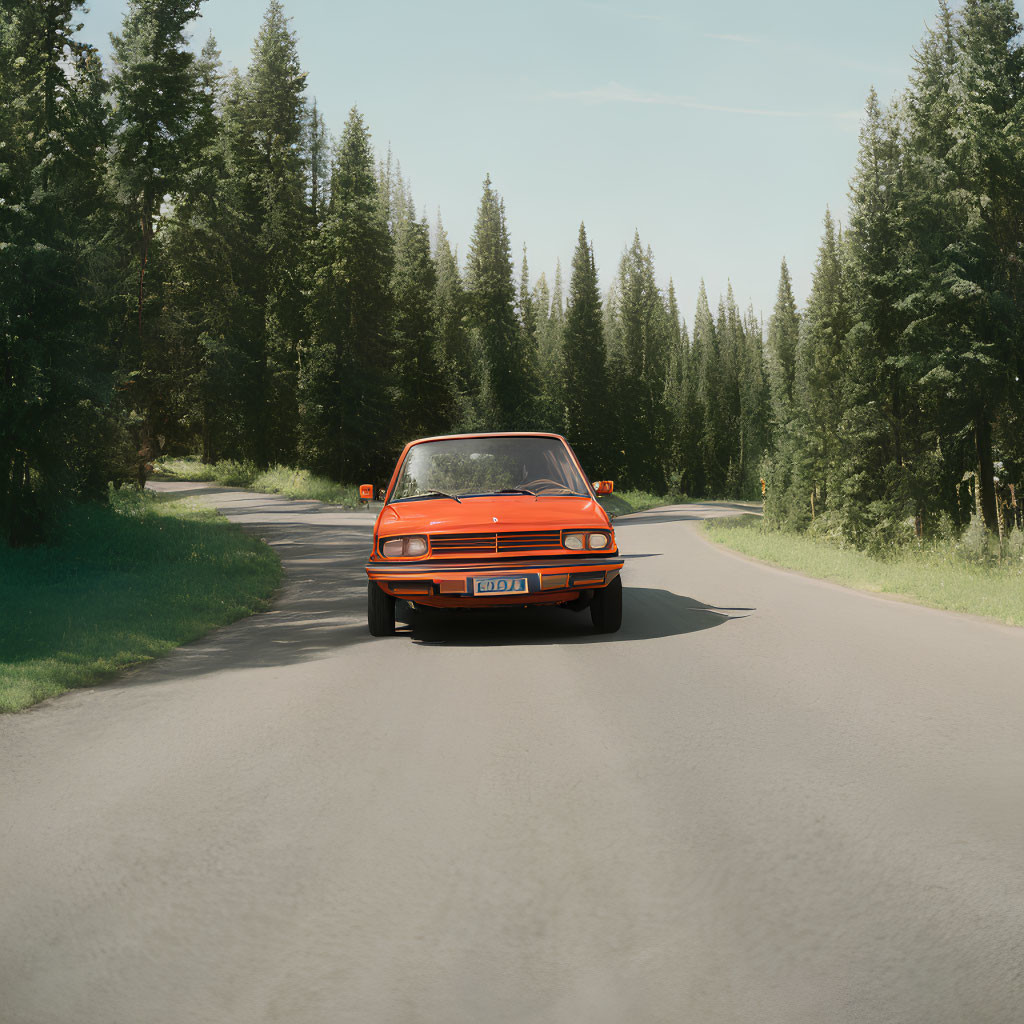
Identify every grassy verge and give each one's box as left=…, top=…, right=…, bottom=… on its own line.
left=600, top=490, right=756, bottom=516
left=153, top=457, right=361, bottom=507
left=0, top=488, right=282, bottom=712
left=704, top=515, right=1024, bottom=627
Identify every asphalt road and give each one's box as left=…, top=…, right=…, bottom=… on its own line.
left=2, top=483, right=1022, bottom=1024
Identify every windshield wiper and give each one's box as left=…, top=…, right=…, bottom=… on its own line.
left=405, top=490, right=462, bottom=503
left=492, top=487, right=536, bottom=496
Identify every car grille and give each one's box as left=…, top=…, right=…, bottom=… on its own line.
left=428, top=530, right=563, bottom=555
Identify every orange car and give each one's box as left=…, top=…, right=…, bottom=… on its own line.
left=364, top=432, right=624, bottom=635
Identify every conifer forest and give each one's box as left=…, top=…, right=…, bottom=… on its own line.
left=2, top=0, right=1022, bottom=548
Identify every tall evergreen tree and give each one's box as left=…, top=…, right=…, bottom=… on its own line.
left=0, top=0, right=116, bottom=542
left=738, top=306, right=770, bottom=498
left=793, top=209, right=851, bottom=515
left=517, top=245, right=540, bottom=396
left=766, top=258, right=799, bottom=430
left=534, top=269, right=566, bottom=432
left=465, top=175, right=536, bottom=428
left=219, top=0, right=309, bottom=464
left=562, top=224, right=608, bottom=473
left=106, top=0, right=216, bottom=472
left=718, top=285, right=745, bottom=495
left=911, top=0, right=1024, bottom=531
left=299, top=107, right=394, bottom=481
left=392, top=199, right=449, bottom=439
left=667, top=281, right=703, bottom=497
left=693, top=280, right=726, bottom=495
left=839, top=88, right=929, bottom=540
left=608, top=233, right=670, bottom=491
left=433, top=214, right=478, bottom=425
left=160, top=35, right=243, bottom=463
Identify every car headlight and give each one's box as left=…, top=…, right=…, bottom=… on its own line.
left=381, top=535, right=428, bottom=557
left=563, top=532, right=585, bottom=550
left=588, top=532, right=610, bottom=549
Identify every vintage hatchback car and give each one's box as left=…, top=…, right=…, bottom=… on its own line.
left=364, top=432, right=624, bottom=635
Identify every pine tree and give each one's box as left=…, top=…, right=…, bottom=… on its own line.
left=668, top=281, right=702, bottom=497
left=839, top=88, right=928, bottom=541
left=160, top=36, right=244, bottom=463
left=562, top=224, right=608, bottom=474
left=718, top=285, right=744, bottom=494
left=218, top=0, right=309, bottom=464
left=465, top=175, right=536, bottom=428
left=662, top=280, right=686, bottom=471
left=921, top=0, right=1024, bottom=531
left=738, top=306, right=769, bottom=498
left=433, top=214, right=478, bottom=425
left=608, top=233, right=670, bottom=491
left=693, top=280, right=726, bottom=495
left=516, top=245, right=541, bottom=407
left=392, top=198, right=449, bottom=439
left=299, top=107, right=394, bottom=481
left=534, top=269, right=566, bottom=433
left=106, top=0, right=217, bottom=474
left=766, top=259, right=799, bottom=429
left=793, top=209, right=850, bottom=515
left=0, top=0, right=117, bottom=541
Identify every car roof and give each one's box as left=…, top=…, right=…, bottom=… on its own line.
left=406, top=432, right=568, bottom=445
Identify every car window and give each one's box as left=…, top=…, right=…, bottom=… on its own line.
left=391, top=437, right=588, bottom=501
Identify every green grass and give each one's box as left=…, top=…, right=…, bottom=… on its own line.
left=153, top=457, right=360, bottom=507
left=704, top=514, right=1024, bottom=627
left=600, top=489, right=758, bottom=516
left=0, top=488, right=282, bottom=712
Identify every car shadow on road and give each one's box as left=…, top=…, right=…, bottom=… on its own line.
left=402, top=587, right=753, bottom=647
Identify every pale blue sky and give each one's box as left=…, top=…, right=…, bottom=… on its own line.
left=81, top=0, right=946, bottom=323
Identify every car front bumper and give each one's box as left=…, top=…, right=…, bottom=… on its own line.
left=365, top=554, right=624, bottom=606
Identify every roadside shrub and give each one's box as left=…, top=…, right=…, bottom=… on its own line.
left=805, top=509, right=851, bottom=548
left=210, top=459, right=258, bottom=487
left=152, top=456, right=257, bottom=488
left=153, top=456, right=217, bottom=481
left=956, top=514, right=1001, bottom=564
left=106, top=481, right=152, bottom=518
left=929, top=512, right=957, bottom=544
left=251, top=465, right=359, bottom=505
left=1007, top=528, right=1024, bottom=562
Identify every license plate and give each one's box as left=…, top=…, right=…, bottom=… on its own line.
left=473, top=576, right=528, bottom=596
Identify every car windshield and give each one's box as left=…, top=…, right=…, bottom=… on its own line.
left=390, top=436, right=589, bottom=502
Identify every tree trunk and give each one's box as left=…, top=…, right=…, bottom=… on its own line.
left=974, top=416, right=998, bottom=533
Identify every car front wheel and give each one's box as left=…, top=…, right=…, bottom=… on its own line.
left=590, top=574, right=622, bottom=634
left=367, top=581, right=396, bottom=636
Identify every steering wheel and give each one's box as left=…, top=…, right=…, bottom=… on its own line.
left=521, top=477, right=571, bottom=494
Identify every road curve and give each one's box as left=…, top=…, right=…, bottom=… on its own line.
left=2, top=483, right=1022, bottom=1024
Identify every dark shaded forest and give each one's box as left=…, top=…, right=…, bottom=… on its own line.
left=2, top=0, right=1022, bottom=547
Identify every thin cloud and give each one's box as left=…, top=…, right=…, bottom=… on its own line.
left=550, top=81, right=859, bottom=120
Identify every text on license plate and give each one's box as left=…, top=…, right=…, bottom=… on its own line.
left=473, top=576, right=528, bottom=596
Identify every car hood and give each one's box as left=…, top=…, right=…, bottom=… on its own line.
left=377, top=495, right=611, bottom=534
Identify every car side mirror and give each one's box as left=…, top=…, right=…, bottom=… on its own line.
left=594, top=480, right=614, bottom=495
left=359, top=484, right=374, bottom=503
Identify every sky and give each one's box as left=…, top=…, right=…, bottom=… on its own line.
left=79, top=0, right=947, bottom=325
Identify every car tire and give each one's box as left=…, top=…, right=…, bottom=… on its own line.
left=590, top=574, right=622, bottom=634
left=367, top=581, right=396, bottom=636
